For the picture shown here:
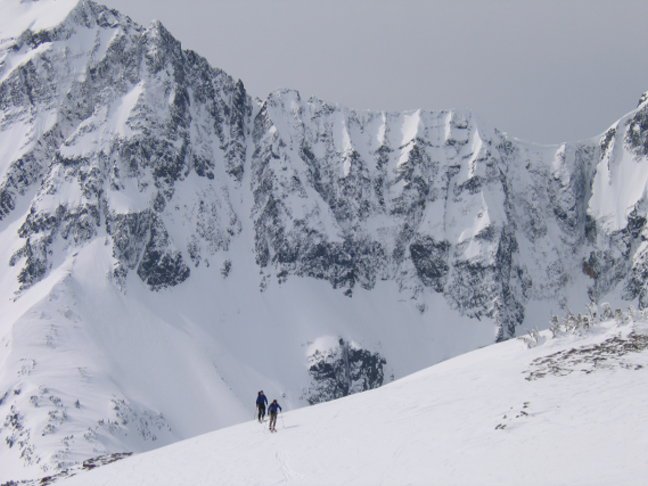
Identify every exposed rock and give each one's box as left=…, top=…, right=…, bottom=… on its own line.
left=302, top=338, right=387, bottom=405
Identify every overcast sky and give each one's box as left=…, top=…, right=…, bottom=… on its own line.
left=102, top=0, right=648, bottom=144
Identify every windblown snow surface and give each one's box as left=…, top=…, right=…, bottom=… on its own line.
left=56, top=316, right=648, bottom=486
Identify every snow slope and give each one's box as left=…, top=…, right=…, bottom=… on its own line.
left=58, top=315, right=648, bottom=486
left=0, top=237, right=494, bottom=482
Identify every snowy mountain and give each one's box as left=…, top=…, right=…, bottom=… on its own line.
left=56, top=313, right=648, bottom=486
left=2, top=0, right=648, bottom=481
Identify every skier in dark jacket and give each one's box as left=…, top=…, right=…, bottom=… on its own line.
left=256, top=391, right=268, bottom=422
left=268, top=399, right=282, bottom=432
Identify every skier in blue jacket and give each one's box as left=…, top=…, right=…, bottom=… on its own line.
left=268, top=399, right=282, bottom=432
left=256, top=391, right=268, bottom=422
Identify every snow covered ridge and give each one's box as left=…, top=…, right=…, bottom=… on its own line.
left=2, top=0, right=648, bottom=333
left=2, top=0, right=648, bottom=481
left=2, top=0, right=648, bottom=336
left=51, top=316, right=648, bottom=486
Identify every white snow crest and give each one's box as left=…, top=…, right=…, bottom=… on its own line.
left=396, top=109, right=421, bottom=168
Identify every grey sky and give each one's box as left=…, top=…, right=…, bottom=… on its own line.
left=102, top=0, right=648, bottom=144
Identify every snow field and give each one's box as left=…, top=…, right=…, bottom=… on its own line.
left=60, top=319, right=648, bottom=486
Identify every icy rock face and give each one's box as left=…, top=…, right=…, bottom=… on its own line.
left=248, top=87, right=648, bottom=337
left=585, top=97, right=648, bottom=310
left=251, top=94, right=532, bottom=336
left=1, top=0, right=249, bottom=291
left=302, top=338, right=387, bottom=405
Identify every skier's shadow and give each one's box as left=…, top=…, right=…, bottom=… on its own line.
left=282, top=425, right=300, bottom=430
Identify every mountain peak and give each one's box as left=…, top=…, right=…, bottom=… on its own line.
left=638, top=90, right=648, bottom=107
